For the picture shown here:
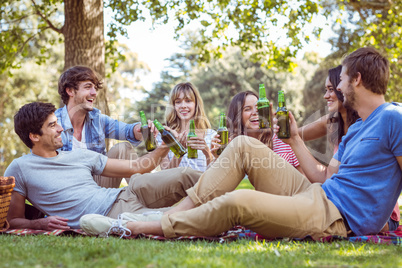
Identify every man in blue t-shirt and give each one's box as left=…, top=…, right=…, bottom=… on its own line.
left=80, top=47, right=402, bottom=239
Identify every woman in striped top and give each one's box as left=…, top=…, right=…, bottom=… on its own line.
left=212, top=91, right=303, bottom=173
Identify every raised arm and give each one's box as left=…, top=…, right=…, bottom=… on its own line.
left=298, top=114, right=329, bottom=142
left=7, top=191, right=70, bottom=230
left=283, top=112, right=339, bottom=183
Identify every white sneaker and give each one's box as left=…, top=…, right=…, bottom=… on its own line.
left=80, top=214, right=132, bottom=238
left=120, top=210, right=163, bottom=222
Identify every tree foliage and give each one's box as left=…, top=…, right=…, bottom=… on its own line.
left=323, top=0, right=402, bottom=102
left=299, top=0, right=402, bottom=163
left=1, top=0, right=323, bottom=75
left=190, top=47, right=316, bottom=126
left=0, top=0, right=64, bottom=72
left=0, top=55, right=63, bottom=173
left=130, top=41, right=318, bottom=156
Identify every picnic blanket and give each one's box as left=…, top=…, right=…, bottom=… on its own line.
left=2, top=225, right=402, bottom=245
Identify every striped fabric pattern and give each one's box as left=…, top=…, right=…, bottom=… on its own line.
left=272, top=134, right=300, bottom=168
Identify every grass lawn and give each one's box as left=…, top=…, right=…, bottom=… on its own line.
left=1, top=235, right=401, bottom=267
left=1, top=179, right=401, bottom=267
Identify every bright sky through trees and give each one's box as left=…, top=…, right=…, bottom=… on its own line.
left=110, top=10, right=335, bottom=99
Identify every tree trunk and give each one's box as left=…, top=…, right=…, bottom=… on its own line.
left=63, top=0, right=109, bottom=115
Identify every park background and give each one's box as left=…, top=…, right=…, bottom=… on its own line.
left=1, top=1, right=402, bottom=267
left=1, top=0, right=401, bottom=172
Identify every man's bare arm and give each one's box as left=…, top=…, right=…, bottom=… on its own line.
left=102, top=145, right=170, bottom=178
left=281, top=112, right=339, bottom=183
left=7, top=191, right=70, bottom=230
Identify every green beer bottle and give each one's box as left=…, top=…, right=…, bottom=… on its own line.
left=216, top=112, right=229, bottom=156
left=187, top=119, right=198, bottom=159
left=139, top=111, right=156, bottom=152
left=276, top=90, right=290, bottom=139
left=257, top=84, right=271, bottom=129
left=153, top=119, right=186, bottom=158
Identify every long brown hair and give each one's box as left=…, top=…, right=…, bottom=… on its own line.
left=327, top=65, right=360, bottom=146
left=165, top=82, right=211, bottom=132
left=227, top=91, right=273, bottom=149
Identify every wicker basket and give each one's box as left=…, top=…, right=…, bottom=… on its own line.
left=0, top=176, right=15, bottom=232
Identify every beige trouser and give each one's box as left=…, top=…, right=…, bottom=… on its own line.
left=107, top=167, right=202, bottom=218
left=161, top=136, right=347, bottom=240
left=93, top=142, right=137, bottom=188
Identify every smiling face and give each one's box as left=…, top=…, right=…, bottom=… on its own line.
left=174, top=91, right=196, bottom=121
left=241, top=95, right=259, bottom=131
left=35, top=113, right=64, bottom=152
left=337, top=66, right=356, bottom=110
left=324, top=76, right=345, bottom=114
left=69, top=80, right=97, bottom=111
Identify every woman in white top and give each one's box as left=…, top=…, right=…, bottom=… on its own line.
left=158, top=82, right=216, bottom=172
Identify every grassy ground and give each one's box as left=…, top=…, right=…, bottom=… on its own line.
left=1, top=235, right=401, bottom=267
left=1, top=179, right=401, bottom=267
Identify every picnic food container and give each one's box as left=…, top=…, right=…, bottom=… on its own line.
left=0, top=176, right=15, bottom=232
